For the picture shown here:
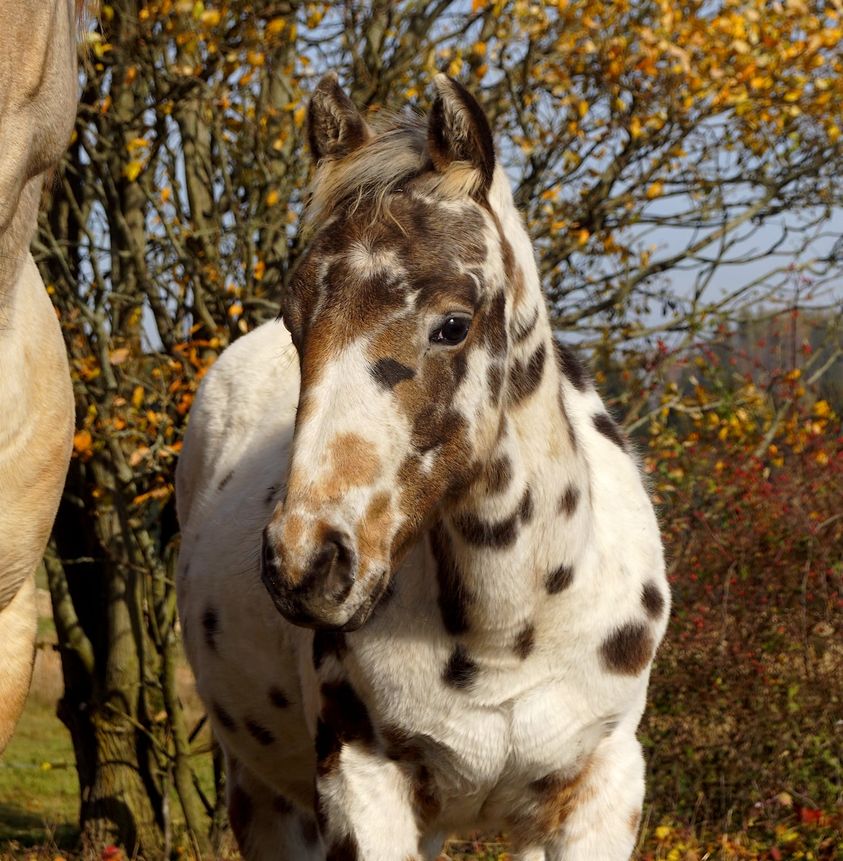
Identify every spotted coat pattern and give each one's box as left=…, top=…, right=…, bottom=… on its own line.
left=176, top=73, right=669, bottom=861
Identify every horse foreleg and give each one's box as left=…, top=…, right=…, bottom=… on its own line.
left=0, top=574, right=37, bottom=753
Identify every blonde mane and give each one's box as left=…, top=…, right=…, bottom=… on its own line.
left=305, top=111, right=485, bottom=226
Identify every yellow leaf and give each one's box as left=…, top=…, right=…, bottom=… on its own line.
left=265, top=189, right=280, bottom=206
left=630, top=116, right=642, bottom=138
left=73, top=429, right=93, bottom=456
left=253, top=259, right=266, bottom=281
left=200, top=8, right=220, bottom=26
left=124, top=160, right=142, bottom=182
left=109, top=347, right=130, bottom=365
left=472, top=41, right=487, bottom=57
left=132, top=385, right=144, bottom=409
left=576, top=228, right=590, bottom=245
left=471, top=0, right=487, bottom=10
left=246, top=50, right=265, bottom=67
left=267, top=18, right=286, bottom=36
left=646, top=181, right=664, bottom=199
left=228, top=302, right=243, bottom=317
left=293, top=105, right=306, bottom=127
left=160, top=187, right=171, bottom=203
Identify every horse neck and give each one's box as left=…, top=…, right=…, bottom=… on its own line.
left=437, top=188, right=593, bottom=640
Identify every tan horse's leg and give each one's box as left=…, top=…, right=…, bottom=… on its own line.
left=0, top=574, right=37, bottom=754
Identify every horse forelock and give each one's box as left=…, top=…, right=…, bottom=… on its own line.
left=304, top=112, right=487, bottom=228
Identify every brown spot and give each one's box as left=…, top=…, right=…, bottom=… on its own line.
left=217, top=469, right=234, bottom=491
left=323, top=432, right=381, bottom=499
left=518, top=487, right=534, bottom=522
left=245, top=718, right=276, bottom=746
left=268, top=686, right=290, bottom=708
left=558, top=484, right=580, bottom=516
left=484, top=454, right=512, bottom=495
left=453, top=486, right=532, bottom=548
left=600, top=622, right=655, bottom=675
left=593, top=412, right=627, bottom=451
left=508, top=342, right=547, bottom=405
left=545, top=563, right=574, bottom=594
left=481, top=290, right=508, bottom=356
left=514, top=622, right=536, bottom=659
left=553, top=341, right=590, bottom=392
left=411, top=407, right=466, bottom=453
left=442, top=644, right=478, bottom=689
left=430, top=522, right=471, bottom=635
left=641, top=581, right=665, bottom=619
left=381, top=725, right=423, bottom=762
left=202, top=606, right=219, bottom=651
left=511, top=303, right=539, bottom=344
left=521, top=758, right=595, bottom=841
left=228, top=784, right=253, bottom=849
left=487, top=362, right=504, bottom=404
left=212, top=701, right=236, bottom=732
left=371, top=357, right=415, bottom=390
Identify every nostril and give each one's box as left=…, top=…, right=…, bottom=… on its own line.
left=324, top=530, right=352, bottom=570
left=315, top=529, right=355, bottom=601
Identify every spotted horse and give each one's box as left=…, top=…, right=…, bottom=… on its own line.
left=176, top=73, right=669, bottom=861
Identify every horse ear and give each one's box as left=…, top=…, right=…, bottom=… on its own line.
left=427, top=74, right=495, bottom=193
left=308, top=73, right=370, bottom=162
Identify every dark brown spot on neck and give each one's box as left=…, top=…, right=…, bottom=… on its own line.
left=546, top=563, right=574, bottom=594
left=442, top=644, right=478, bottom=689
left=558, top=484, right=580, bottom=516
left=593, top=412, right=627, bottom=451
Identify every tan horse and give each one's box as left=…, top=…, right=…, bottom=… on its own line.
left=0, top=0, right=79, bottom=753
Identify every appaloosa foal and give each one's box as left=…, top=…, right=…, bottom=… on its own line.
left=176, top=73, right=669, bottom=860
left=0, top=0, right=78, bottom=753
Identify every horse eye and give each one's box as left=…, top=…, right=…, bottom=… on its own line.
left=430, top=315, right=471, bottom=346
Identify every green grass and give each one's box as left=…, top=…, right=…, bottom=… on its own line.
left=0, top=695, right=79, bottom=849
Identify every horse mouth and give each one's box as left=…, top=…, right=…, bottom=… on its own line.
left=261, top=561, right=392, bottom=632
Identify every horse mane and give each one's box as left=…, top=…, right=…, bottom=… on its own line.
left=305, top=111, right=485, bottom=227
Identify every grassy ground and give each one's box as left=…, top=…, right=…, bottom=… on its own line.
left=0, top=638, right=78, bottom=853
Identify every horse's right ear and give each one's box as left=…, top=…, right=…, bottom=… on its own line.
left=308, top=73, right=370, bottom=162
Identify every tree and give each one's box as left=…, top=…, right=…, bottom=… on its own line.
left=36, top=0, right=843, bottom=853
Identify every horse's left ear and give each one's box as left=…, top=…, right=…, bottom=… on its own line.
left=427, top=74, right=495, bottom=193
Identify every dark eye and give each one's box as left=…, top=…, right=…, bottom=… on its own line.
left=430, top=315, right=471, bottom=346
